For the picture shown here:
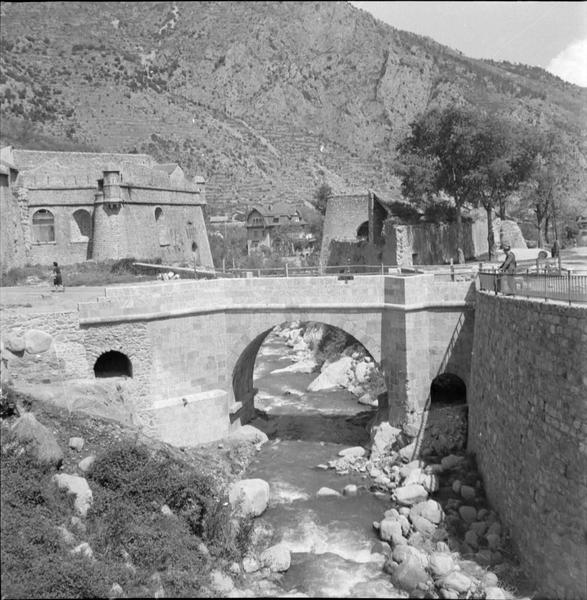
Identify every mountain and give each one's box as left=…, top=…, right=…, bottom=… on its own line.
left=1, top=1, right=585, bottom=214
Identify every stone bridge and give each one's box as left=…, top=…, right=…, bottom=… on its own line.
left=71, top=273, right=475, bottom=445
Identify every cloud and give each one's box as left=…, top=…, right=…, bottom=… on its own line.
left=546, top=39, right=587, bottom=87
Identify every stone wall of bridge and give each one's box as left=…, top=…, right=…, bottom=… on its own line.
left=2, top=274, right=474, bottom=447
left=469, top=292, right=587, bottom=600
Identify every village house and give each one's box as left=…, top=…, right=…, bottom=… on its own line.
left=245, top=203, right=314, bottom=255
left=0, top=147, right=213, bottom=272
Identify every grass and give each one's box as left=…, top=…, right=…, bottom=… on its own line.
left=0, top=390, right=255, bottom=598
left=0, top=258, right=164, bottom=288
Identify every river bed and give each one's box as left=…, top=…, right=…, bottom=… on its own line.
left=244, top=330, right=403, bottom=597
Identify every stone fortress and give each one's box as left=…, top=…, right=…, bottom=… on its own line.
left=320, top=191, right=528, bottom=268
left=0, top=146, right=213, bottom=272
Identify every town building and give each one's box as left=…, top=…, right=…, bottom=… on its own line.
left=245, top=203, right=314, bottom=255
left=0, top=146, right=213, bottom=272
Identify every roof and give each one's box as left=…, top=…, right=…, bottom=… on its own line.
left=154, top=163, right=181, bottom=175
left=247, top=203, right=301, bottom=218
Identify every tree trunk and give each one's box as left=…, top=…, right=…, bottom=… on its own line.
left=499, top=198, right=506, bottom=220
left=536, top=216, right=545, bottom=248
left=486, top=205, right=494, bottom=261
left=456, top=204, right=464, bottom=263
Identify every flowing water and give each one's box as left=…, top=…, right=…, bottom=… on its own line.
left=245, top=331, right=403, bottom=597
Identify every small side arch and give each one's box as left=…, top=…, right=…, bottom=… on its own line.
left=357, top=221, right=369, bottom=241
left=430, top=372, right=466, bottom=405
left=94, top=350, right=133, bottom=378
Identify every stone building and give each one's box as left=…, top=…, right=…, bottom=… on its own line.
left=245, top=203, right=311, bottom=254
left=0, top=147, right=213, bottom=272
left=320, top=190, right=526, bottom=267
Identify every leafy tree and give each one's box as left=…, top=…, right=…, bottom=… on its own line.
left=313, top=183, right=332, bottom=216
left=465, top=115, right=535, bottom=259
left=396, top=106, right=483, bottom=262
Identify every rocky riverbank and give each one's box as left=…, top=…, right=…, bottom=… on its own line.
left=270, top=321, right=386, bottom=407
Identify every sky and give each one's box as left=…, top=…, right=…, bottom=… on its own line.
left=351, top=1, right=587, bottom=87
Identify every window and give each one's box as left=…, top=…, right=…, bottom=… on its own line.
left=155, top=207, right=163, bottom=221
left=273, top=217, right=279, bottom=223
left=154, top=207, right=169, bottom=246
left=94, top=351, right=133, bottom=378
left=32, top=209, right=55, bottom=243
left=72, top=209, right=92, bottom=241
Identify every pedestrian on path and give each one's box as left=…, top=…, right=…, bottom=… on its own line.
left=52, top=261, right=65, bottom=292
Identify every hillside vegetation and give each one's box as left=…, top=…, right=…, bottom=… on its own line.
left=1, top=1, right=585, bottom=214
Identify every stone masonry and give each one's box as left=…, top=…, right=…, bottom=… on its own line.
left=469, top=292, right=587, bottom=600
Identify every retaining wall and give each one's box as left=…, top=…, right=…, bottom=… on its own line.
left=469, top=292, right=587, bottom=599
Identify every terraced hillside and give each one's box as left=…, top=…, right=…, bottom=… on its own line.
left=1, top=1, right=585, bottom=214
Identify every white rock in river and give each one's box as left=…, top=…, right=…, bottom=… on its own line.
left=428, top=552, right=455, bottom=578
left=317, top=487, right=341, bottom=497
left=229, top=479, right=270, bottom=517
left=307, top=356, right=354, bottom=391
left=440, top=571, right=473, bottom=594
left=260, top=543, right=291, bottom=572
left=484, top=587, right=508, bottom=600
left=338, top=446, right=366, bottom=458
left=379, top=518, right=406, bottom=546
left=394, top=484, right=428, bottom=506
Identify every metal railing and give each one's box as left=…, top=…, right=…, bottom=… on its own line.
left=218, top=264, right=407, bottom=278
left=478, top=269, right=587, bottom=305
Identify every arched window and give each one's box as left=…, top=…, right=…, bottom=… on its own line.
left=32, top=209, right=55, bottom=243
left=72, top=209, right=92, bottom=241
left=357, top=221, right=369, bottom=241
left=154, top=207, right=169, bottom=246
left=94, top=351, right=133, bottom=378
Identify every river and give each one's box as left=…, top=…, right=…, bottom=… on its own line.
left=244, top=328, right=404, bottom=597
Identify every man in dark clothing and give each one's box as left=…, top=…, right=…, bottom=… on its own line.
left=498, top=244, right=516, bottom=294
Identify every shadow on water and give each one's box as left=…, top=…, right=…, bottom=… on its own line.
left=251, top=408, right=375, bottom=445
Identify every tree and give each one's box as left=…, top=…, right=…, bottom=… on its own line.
left=465, top=115, right=534, bottom=259
left=396, top=107, right=483, bottom=262
left=313, top=183, right=332, bottom=216
left=516, top=129, right=574, bottom=248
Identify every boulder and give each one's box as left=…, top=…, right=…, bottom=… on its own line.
left=210, top=569, right=234, bottom=594
left=227, top=425, right=268, bottom=447
left=242, top=555, right=260, bottom=573
left=410, top=500, right=444, bottom=525
left=307, top=356, right=353, bottom=391
left=460, top=485, right=476, bottom=501
left=451, top=480, right=462, bottom=495
left=228, top=479, right=270, bottom=517
left=5, top=332, right=25, bottom=353
left=379, top=518, right=406, bottom=546
left=394, top=484, right=428, bottom=506
left=398, top=441, right=416, bottom=461
left=399, top=460, right=424, bottom=479
left=464, top=530, right=479, bottom=550
left=24, top=329, right=53, bottom=354
left=56, top=524, right=76, bottom=545
left=411, top=515, right=436, bottom=536
left=392, top=544, right=429, bottom=569
left=338, top=446, right=366, bottom=458
left=260, top=543, right=291, bottom=572
left=342, top=484, right=358, bottom=496
left=70, top=542, right=94, bottom=560
left=53, top=473, right=93, bottom=517
left=484, top=587, right=507, bottom=600
left=12, top=412, right=63, bottom=467
left=390, top=554, right=430, bottom=592
left=78, top=456, right=96, bottom=473
left=440, top=571, right=473, bottom=594
left=69, top=437, right=85, bottom=452
left=469, top=521, right=489, bottom=537
left=317, top=487, right=341, bottom=497
left=440, top=455, right=465, bottom=470
left=358, top=392, right=378, bottom=407
left=428, top=552, right=455, bottom=578
left=486, top=533, right=501, bottom=550
left=458, top=505, right=478, bottom=524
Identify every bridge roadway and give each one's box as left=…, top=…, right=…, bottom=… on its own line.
left=68, top=272, right=475, bottom=445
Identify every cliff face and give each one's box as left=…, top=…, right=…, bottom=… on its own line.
left=1, top=1, right=585, bottom=213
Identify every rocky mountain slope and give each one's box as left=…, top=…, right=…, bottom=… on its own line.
left=1, top=1, right=585, bottom=214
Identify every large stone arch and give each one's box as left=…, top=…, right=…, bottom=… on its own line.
left=228, top=309, right=385, bottom=425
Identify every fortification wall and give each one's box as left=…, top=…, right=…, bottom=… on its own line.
left=469, top=292, right=587, bottom=599
left=0, top=179, right=26, bottom=272
left=320, top=194, right=368, bottom=266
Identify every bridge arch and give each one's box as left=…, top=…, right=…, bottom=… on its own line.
left=94, top=350, right=133, bottom=378
left=230, top=316, right=384, bottom=425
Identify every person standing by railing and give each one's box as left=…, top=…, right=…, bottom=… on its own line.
left=498, top=244, right=517, bottom=295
